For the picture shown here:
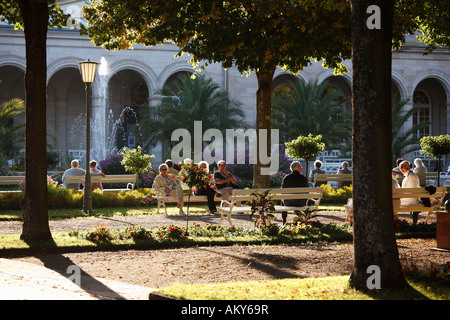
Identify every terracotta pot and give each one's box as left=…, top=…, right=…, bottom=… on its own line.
left=436, top=211, right=450, bottom=250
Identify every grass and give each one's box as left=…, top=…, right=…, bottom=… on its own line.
left=0, top=204, right=212, bottom=221
left=157, top=275, right=450, bottom=300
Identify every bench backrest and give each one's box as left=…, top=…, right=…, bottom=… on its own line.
left=65, top=174, right=137, bottom=185
left=0, top=176, right=25, bottom=185
left=229, top=187, right=324, bottom=203
left=314, top=174, right=352, bottom=182
left=392, top=187, right=446, bottom=199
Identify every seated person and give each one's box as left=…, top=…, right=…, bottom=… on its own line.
left=154, top=163, right=184, bottom=215
left=89, top=160, right=106, bottom=190
left=194, top=161, right=217, bottom=214
left=214, top=160, right=239, bottom=201
left=311, top=160, right=326, bottom=187
left=281, top=161, right=309, bottom=224
left=337, top=161, right=352, bottom=188
left=165, top=159, right=179, bottom=176
left=62, top=159, right=85, bottom=189
left=399, top=160, right=421, bottom=223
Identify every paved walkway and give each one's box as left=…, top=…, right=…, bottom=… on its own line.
left=0, top=258, right=155, bottom=300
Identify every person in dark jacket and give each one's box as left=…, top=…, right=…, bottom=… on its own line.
left=281, top=161, right=309, bottom=224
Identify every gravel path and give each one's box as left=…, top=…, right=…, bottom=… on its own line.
left=2, top=211, right=447, bottom=290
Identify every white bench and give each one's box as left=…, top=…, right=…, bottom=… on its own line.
left=0, top=176, right=25, bottom=186
left=393, top=187, right=446, bottom=223
left=154, top=188, right=222, bottom=215
left=64, top=174, right=137, bottom=193
left=396, top=172, right=438, bottom=186
left=345, top=187, right=446, bottom=223
left=314, top=174, right=352, bottom=186
left=218, top=187, right=323, bottom=225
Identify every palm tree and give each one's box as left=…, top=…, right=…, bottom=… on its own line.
left=141, top=74, right=246, bottom=158
left=0, top=98, right=25, bottom=159
left=271, top=79, right=350, bottom=149
left=391, top=97, right=430, bottom=165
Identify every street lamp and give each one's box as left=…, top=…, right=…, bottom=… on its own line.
left=78, top=59, right=98, bottom=214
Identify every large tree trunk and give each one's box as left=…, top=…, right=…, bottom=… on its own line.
left=17, top=0, right=52, bottom=241
left=349, top=0, right=407, bottom=289
left=252, top=67, right=275, bottom=189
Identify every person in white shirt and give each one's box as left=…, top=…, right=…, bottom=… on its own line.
left=400, top=160, right=421, bottom=223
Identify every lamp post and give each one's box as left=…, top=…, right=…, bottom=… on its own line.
left=78, top=59, right=98, bottom=214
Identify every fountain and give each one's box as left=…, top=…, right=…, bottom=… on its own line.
left=69, top=56, right=142, bottom=166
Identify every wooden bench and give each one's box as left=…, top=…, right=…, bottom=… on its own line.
left=314, top=174, right=352, bottom=186
left=218, top=187, right=323, bottom=225
left=154, top=187, right=222, bottom=215
left=393, top=187, right=446, bottom=223
left=396, top=172, right=438, bottom=186
left=64, top=174, right=137, bottom=193
left=345, top=187, right=446, bottom=223
left=0, top=176, right=25, bottom=186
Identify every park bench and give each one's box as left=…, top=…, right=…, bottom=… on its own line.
left=64, top=174, right=137, bottom=193
left=314, top=173, right=352, bottom=186
left=0, top=176, right=25, bottom=186
left=396, top=172, right=438, bottom=186
left=154, top=187, right=222, bottom=215
left=345, top=187, right=446, bottom=223
left=218, top=187, right=323, bottom=225
left=314, top=172, right=439, bottom=187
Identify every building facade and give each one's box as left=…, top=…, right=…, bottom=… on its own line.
left=0, top=0, right=449, bottom=170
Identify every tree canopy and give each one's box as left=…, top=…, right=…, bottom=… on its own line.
left=82, top=0, right=352, bottom=75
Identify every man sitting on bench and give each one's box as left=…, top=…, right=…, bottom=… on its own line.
left=281, top=161, right=308, bottom=224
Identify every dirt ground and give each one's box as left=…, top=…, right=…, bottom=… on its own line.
left=2, top=211, right=449, bottom=289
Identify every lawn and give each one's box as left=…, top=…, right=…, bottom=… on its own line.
left=157, top=275, right=450, bottom=300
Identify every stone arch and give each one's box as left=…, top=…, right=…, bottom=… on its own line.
left=0, top=55, right=26, bottom=71
left=158, top=61, right=195, bottom=90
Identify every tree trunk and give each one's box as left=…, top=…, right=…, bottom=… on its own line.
left=252, top=67, right=275, bottom=189
left=17, top=0, right=52, bottom=241
left=349, top=0, right=408, bottom=289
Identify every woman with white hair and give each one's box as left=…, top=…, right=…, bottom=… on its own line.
left=413, top=158, right=427, bottom=186
left=154, top=163, right=184, bottom=215
left=400, top=160, right=421, bottom=223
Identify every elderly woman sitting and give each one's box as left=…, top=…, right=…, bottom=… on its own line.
left=154, top=163, right=184, bottom=215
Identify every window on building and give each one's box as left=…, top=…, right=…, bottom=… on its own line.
left=412, top=90, right=431, bottom=138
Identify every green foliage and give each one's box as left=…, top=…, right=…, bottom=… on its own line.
left=85, top=223, right=113, bottom=243
left=420, top=135, right=450, bottom=159
left=179, top=162, right=214, bottom=190
left=123, top=224, right=153, bottom=240
left=285, top=134, right=325, bottom=161
left=120, top=146, right=154, bottom=189
left=272, top=80, right=350, bottom=147
left=392, top=98, right=431, bottom=164
left=0, top=0, right=70, bottom=30
left=321, top=185, right=353, bottom=204
left=0, top=99, right=25, bottom=159
left=285, top=134, right=325, bottom=180
left=140, top=74, right=245, bottom=150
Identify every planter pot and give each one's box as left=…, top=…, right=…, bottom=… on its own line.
left=436, top=211, right=450, bottom=250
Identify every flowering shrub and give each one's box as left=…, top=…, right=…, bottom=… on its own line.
left=86, top=223, right=113, bottom=242
left=321, top=184, right=353, bottom=203
left=394, top=219, right=436, bottom=234
left=141, top=194, right=157, bottom=206
left=124, top=224, right=153, bottom=240
left=403, top=261, right=450, bottom=284
left=99, top=154, right=126, bottom=174
left=154, top=225, right=185, bottom=239
left=179, top=163, right=214, bottom=191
